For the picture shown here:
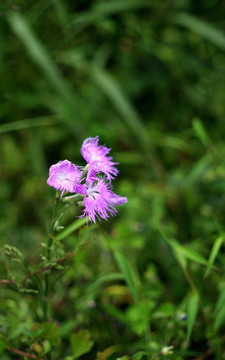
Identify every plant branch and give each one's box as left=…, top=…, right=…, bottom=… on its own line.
left=0, top=279, right=17, bottom=285
left=22, top=251, right=75, bottom=286
left=6, top=347, right=45, bottom=359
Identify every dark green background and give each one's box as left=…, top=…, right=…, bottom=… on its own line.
left=1, top=1, right=225, bottom=359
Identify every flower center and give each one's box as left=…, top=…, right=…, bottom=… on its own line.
left=58, top=171, right=72, bottom=182
left=86, top=185, right=100, bottom=200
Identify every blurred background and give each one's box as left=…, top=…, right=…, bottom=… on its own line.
left=1, top=0, right=225, bottom=359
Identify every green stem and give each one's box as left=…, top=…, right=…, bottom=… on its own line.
left=61, top=194, right=83, bottom=202
left=43, top=194, right=73, bottom=321
left=43, top=197, right=59, bottom=321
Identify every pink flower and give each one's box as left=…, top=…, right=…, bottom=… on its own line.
left=80, top=178, right=127, bottom=223
left=47, top=137, right=128, bottom=223
left=81, top=136, right=119, bottom=180
left=47, top=160, right=81, bottom=193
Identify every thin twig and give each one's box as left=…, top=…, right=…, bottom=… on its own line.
left=22, top=252, right=75, bottom=285
left=0, top=279, right=17, bottom=285
left=6, top=347, right=45, bottom=359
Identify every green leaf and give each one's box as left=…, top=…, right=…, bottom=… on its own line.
left=0, top=116, right=57, bottom=134
left=70, top=330, right=94, bottom=359
left=9, top=12, right=76, bottom=107
left=96, top=345, right=119, bottom=360
left=18, top=288, right=39, bottom=294
left=172, top=12, right=225, bottom=51
left=86, top=272, right=124, bottom=295
left=35, top=322, right=61, bottom=346
left=169, top=240, right=209, bottom=266
left=132, top=352, right=149, bottom=360
left=90, top=66, right=149, bottom=150
left=214, top=304, right=225, bottom=331
left=154, top=302, right=175, bottom=318
left=52, top=0, right=69, bottom=36
left=94, top=0, right=152, bottom=14
left=215, top=286, right=225, bottom=312
left=114, top=250, right=139, bottom=302
left=205, top=236, right=224, bottom=277
left=71, top=0, right=153, bottom=30
left=184, top=155, right=211, bottom=186
left=187, top=292, right=199, bottom=339
left=208, top=236, right=224, bottom=265
left=192, top=117, right=211, bottom=146
left=56, top=217, right=87, bottom=241
left=126, top=302, right=152, bottom=335
left=4, top=245, right=24, bottom=263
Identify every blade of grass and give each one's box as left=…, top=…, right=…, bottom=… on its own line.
left=172, top=12, right=225, bottom=51
left=71, top=0, right=153, bottom=30
left=114, top=249, right=139, bottom=302
left=52, top=0, right=69, bottom=36
left=214, top=304, right=225, bottom=331
left=183, top=154, right=211, bottom=186
left=157, top=227, right=200, bottom=291
left=169, top=240, right=209, bottom=267
left=215, top=287, right=225, bottom=313
left=9, top=12, right=76, bottom=107
left=94, top=0, right=152, bottom=14
left=187, top=292, right=199, bottom=339
left=205, top=236, right=224, bottom=277
left=26, top=1, right=52, bottom=23
left=59, top=49, right=165, bottom=178
left=56, top=218, right=87, bottom=241
left=0, top=116, right=57, bottom=134
left=192, top=117, right=211, bottom=147
left=91, top=65, right=148, bottom=148
left=86, top=273, right=124, bottom=295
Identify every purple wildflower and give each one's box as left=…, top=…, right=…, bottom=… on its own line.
left=81, top=136, right=119, bottom=180
left=47, top=137, right=128, bottom=223
left=80, top=178, right=127, bottom=223
left=47, top=160, right=81, bottom=193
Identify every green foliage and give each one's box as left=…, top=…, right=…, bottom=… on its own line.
left=114, top=249, right=139, bottom=302
left=69, top=330, right=94, bottom=359
left=1, top=0, right=225, bottom=359
left=187, top=293, right=199, bottom=339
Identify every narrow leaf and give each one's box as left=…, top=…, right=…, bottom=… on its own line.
left=170, top=240, right=209, bottom=266
left=172, top=12, right=225, bottom=51
left=71, top=0, right=152, bottom=30
left=96, top=345, right=119, bottom=360
left=132, top=352, right=149, bottom=360
left=9, top=12, right=76, bottom=106
left=205, top=236, right=224, bottom=277
left=208, top=237, right=224, bottom=265
left=215, top=286, right=225, bottom=312
left=52, top=0, right=69, bottom=35
left=184, top=155, right=211, bottom=186
left=86, top=273, right=124, bottom=294
left=187, top=292, right=199, bottom=339
left=91, top=66, right=149, bottom=149
left=192, top=117, right=210, bottom=146
left=0, top=116, right=57, bottom=134
left=114, top=250, right=139, bottom=302
left=56, top=218, right=87, bottom=241
left=214, top=305, right=225, bottom=332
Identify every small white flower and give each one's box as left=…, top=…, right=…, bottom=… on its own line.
left=160, top=345, right=174, bottom=355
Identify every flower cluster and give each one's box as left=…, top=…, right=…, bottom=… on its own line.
left=47, top=137, right=127, bottom=223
